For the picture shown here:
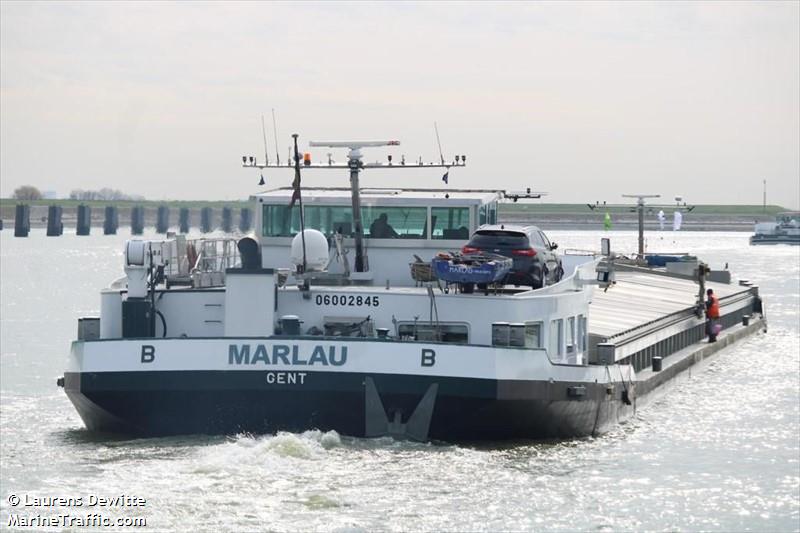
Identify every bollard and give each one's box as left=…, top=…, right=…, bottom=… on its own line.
left=652, top=356, right=663, bottom=372
left=130, top=206, right=145, bottom=235
left=179, top=208, right=190, bottom=234
left=239, top=208, right=252, bottom=232
left=742, top=315, right=750, bottom=326
left=221, top=207, right=233, bottom=233
left=156, top=206, right=170, bottom=234
left=76, top=205, right=91, bottom=235
left=103, top=205, right=118, bottom=235
left=14, top=204, right=30, bottom=237
left=200, top=207, right=213, bottom=233
left=46, top=205, right=64, bottom=236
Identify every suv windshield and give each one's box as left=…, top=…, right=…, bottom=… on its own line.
left=469, top=231, right=529, bottom=247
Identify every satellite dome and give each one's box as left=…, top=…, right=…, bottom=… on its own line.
left=291, top=229, right=329, bottom=272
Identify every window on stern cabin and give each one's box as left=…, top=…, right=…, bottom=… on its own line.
left=397, top=323, right=469, bottom=344
left=431, top=207, right=470, bottom=240
left=262, top=204, right=301, bottom=237
left=578, top=314, right=587, bottom=353
left=549, top=319, right=563, bottom=359
left=524, top=322, right=542, bottom=348
left=566, top=317, right=576, bottom=355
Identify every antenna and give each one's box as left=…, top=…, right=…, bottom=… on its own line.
left=505, top=188, right=546, bottom=202
left=434, top=122, right=444, bottom=165
left=272, top=109, right=280, bottom=166
left=261, top=115, right=270, bottom=165
left=241, top=134, right=465, bottom=276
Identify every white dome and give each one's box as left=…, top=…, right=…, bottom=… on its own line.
left=291, top=230, right=329, bottom=271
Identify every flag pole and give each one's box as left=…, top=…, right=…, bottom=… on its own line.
left=291, top=134, right=307, bottom=273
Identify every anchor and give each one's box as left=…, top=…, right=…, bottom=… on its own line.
left=364, top=377, right=439, bottom=442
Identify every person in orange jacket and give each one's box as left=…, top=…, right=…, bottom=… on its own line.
left=705, top=288, right=720, bottom=342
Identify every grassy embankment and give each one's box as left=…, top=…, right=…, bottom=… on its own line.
left=500, top=203, right=788, bottom=216
left=0, top=198, right=788, bottom=215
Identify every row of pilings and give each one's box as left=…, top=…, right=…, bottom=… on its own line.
left=8, top=205, right=252, bottom=237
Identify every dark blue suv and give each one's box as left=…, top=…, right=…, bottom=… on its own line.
left=462, top=224, right=563, bottom=289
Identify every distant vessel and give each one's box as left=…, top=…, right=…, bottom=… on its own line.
left=750, top=212, right=800, bottom=245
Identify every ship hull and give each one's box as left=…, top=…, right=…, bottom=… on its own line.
left=64, top=369, right=629, bottom=440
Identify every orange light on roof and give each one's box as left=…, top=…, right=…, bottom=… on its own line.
left=303, top=153, right=311, bottom=166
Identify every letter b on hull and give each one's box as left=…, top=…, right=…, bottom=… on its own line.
left=141, top=345, right=155, bottom=363
left=421, top=349, right=436, bottom=367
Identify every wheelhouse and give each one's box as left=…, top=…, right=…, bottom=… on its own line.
left=253, top=187, right=502, bottom=285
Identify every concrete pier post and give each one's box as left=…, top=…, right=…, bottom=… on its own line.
left=179, top=208, right=190, bottom=234
left=76, top=205, right=91, bottom=236
left=156, top=206, right=170, bottom=234
left=131, top=206, right=145, bottom=235
left=221, top=207, right=233, bottom=233
left=200, top=207, right=213, bottom=233
left=103, top=206, right=119, bottom=235
left=46, top=205, right=64, bottom=236
left=14, top=204, right=30, bottom=237
left=239, top=208, right=252, bottom=233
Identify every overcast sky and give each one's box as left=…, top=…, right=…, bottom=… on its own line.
left=2, top=1, right=798, bottom=208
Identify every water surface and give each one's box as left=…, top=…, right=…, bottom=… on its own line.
left=1, top=229, right=798, bottom=531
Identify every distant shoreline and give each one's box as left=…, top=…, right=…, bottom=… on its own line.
left=0, top=199, right=787, bottom=232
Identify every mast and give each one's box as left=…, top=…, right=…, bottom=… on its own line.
left=622, top=194, right=660, bottom=261
left=308, top=141, right=404, bottom=273
left=589, top=196, right=697, bottom=263
left=348, top=148, right=366, bottom=271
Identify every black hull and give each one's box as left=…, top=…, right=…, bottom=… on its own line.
left=64, top=371, right=631, bottom=441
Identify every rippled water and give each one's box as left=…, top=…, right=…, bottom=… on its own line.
left=1, top=229, right=798, bottom=531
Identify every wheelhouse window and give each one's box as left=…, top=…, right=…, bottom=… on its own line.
left=398, top=322, right=469, bottom=344
left=304, top=205, right=354, bottom=236
left=362, top=206, right=427, bottom=239
left=262, top=204, right=301, bottom=237
left=431, top=207, right=470, bottom=240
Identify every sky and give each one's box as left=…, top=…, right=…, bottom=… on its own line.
left=1, top=1, right=798, bottom=208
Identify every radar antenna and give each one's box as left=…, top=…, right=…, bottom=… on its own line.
left=242, top=137, right=465, bottom=274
